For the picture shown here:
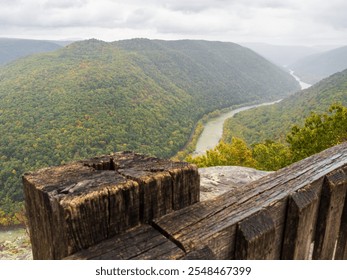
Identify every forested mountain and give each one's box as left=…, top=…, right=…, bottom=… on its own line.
left=115, top=39, right=300, bottom=107
left=0, top=38, right=298, bottom=205
left=223, top=68, right=347, bottom=145
left=0, top=38, right=62, bottom=65
left=291, top=46, right=347, bottom=84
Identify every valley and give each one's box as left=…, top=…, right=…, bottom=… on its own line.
left=0, top=38, right=299, bottom=208
left=0, top=38, right=346, bottom=236
left=193, top=69, right=310, bottom=155
left=0, top=38, right=346, bottom=261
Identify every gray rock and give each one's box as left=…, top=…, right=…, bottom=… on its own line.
left=199, top=166, right=271, bottom=201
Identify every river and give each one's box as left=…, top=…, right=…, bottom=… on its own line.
left=194, top=71, right=311, bottom=155
left=289, top=70, right=311, bottom=90
left=194, top=100, right=282, bottom=155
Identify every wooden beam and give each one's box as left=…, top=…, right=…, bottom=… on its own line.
left=64, top=225, right=185, bottom=260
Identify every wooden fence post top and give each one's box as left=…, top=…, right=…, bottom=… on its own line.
left=23, top=151, right=196, bottom=194
left=23, top=151, right=200, bottom=259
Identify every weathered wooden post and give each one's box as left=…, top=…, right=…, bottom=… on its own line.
left=313, top=169, right=347, bottom=259
left=282, top=183, right=321, bottom=259
left=235, top=210, right=276, bottom=259
left=23, top=152, right=199, bottom=260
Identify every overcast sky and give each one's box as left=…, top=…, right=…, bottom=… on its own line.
left=1, top=0, right=346, bottom=46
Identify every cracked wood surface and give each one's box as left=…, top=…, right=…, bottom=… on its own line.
left=23, top=152, right=199, bottom=259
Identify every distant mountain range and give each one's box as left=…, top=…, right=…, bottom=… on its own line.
left=290, top=46, right=347, bottom=84
left=241, top=42, right=347, bottom=86
left=223, top=68, right=347, bottom=145
left=240, top=42, right=338, bottom=67
left=0, top=38, right=64, bottom=65
left=0, top=38, right=299, bottom=202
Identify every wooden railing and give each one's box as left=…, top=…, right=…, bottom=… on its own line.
left=23, top=143, right=347, bottom=260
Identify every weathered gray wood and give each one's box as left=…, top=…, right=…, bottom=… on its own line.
left=313, top=168, right=347, bottom=259
left=64, top=225, right=185, bottom=260
left=23, top=152, right=199, bottom=259
left=335, top=191, right=347, bottom=259
left=235, top=210, right=276, bottom=259
left=266, top=198, right=290, bottom=259
left=153, top=143, right=347, bottom=259
left=112, top=152, right=200, bottom=220
left=335, top=165, right=347, bottom=259
left=282, top=183, right=321, bottom=259
left=23, top=164, right=133, bottom=260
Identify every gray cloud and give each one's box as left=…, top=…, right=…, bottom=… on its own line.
left=42, top=0, right=88, bottom=9
left=124, top=9, right=155, bottom=28
left=162, top=0, right=228, bottom=13
left=0, top=0, right=21, bottom=5
left=309, top=0, right=347, bottom=29
left=0, top=0, right=346, bottom=46
left=0, top=0, right=124, bottom=28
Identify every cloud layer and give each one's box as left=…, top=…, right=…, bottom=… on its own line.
left=0, top=0, right=346, bottom=45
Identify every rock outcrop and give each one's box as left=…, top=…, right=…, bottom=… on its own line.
left=199, top=166, right=271, bottom=201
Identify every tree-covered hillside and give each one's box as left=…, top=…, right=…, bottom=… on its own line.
left=291, top=46, right=347, bottom=84
left=223, top=69, right=347, bottom=145
left=0, top=38, right=298, bottom=207
left=115, top=39, right=299, bottom=109
left=0, top=38, right=62, bottom=65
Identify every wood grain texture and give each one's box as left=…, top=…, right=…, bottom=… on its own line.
left=180, top=246, right=216, bottom=260
left=336, top=165, right=347, bottom=259
left=23, top=152, right=199, bottom=259
left=235, top=210, right=276, bottom=259
left=313, top=168, right=347, bottom=259
left=64, top=225, right=185, bottom=260
left=282, top=182, right=321, bottom=259
left=335, top=190, right=347, bottom=259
